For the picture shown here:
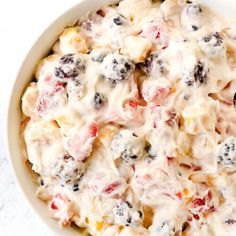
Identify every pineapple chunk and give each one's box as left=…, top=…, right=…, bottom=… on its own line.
left=59, top=27, right=89, bottom=54
left=95, top=221, right=103, bottom=231
left=54, top=108, right=81, bottom=134
left=22, top=82, right=39, bottom=119
left=97, top=125, right=118, bottom=148
left=34, top=54, right=59, bottom=80
left=122, top=36, right=152, bottom=63
left=181, top=104, right=216, bottom=135
left=182, top=105, right=206, bottom=118
left=55, top=114, right=72, bottom=130
left=176, top=131, right=190, bottom=155
left=118, top=0, right=152, bottom=21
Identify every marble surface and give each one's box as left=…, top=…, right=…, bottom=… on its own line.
left=0, top=0, right=79, bottom=235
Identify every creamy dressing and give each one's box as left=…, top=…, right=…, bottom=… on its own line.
left=21, top=0, right=236, bottom=235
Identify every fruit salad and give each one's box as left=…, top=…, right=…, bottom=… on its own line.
left=21, top=0, right=236, bottom=235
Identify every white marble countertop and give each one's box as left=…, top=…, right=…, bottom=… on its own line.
left=0, top=1, right=79, bottom=235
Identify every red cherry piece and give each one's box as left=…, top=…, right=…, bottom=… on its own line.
left=51, top=202, right=58, bottom=210
left=192, top=198, right=205, bottom=208
left=89, top=122, right=98, bottom=137
left=97, top=9, right=105, bottom=17
left=176, top=192, right=182, bottom=200
left=193, top=213, right=200, bottom=220
left=104, top=182, right=120, bottom=194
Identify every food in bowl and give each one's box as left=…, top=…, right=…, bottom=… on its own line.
left=20, top=0, right=236, bottom=235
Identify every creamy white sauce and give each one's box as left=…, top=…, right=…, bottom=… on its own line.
left=21, top=0, right=236, bottom=235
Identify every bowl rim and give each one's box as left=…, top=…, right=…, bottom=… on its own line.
left=5, top=0, right=118, bottom=234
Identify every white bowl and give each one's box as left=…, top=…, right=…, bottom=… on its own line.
left=5, top=0, right=236, bottom=235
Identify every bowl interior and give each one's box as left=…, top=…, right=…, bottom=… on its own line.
left=6, top=0, right=236, bottom=235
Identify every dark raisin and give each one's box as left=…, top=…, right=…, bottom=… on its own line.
left=184, top=77, right=194, bottom=86
left=125, top=201, right=133, bottom=208
left=111, top=129, right=145, bottom=164
left=138, top=210, right=143, bottom=218
left=145, top=142, right=156, bottom=158
left=183, top=94, right=190, bottom=100
left=72, top=183, right=80, bottom=192
left=157, top=60, right=165, bottom=73
left=55, top=67, right=67, bottom=79
left=145, top=143, right=151, bottom=153
left=142, top=52, right=165, bottom=75
left=52, top=155, right=86, bottom=184
left=121, top=150, right=138, bottom=162
left=114, top=201, right=143, bottom=226
left=233, top=93, right=236, bottom=107
left=40, top=179, right=44, bottom=186
left=54, top=66, right=79, bottom=80
left=63, top=155, right=71, bottom=161
left=203, top=32, right=223, bottom=46
left=156, top=220, right=176, bottom=234
left=54, top=54, right=85, bottom=82
left=186, top=0, right=192, bottom=3
left=231, top=142, right=235, bottom=151
left=113, top=59, right=118, bottom=64
left=212, top=32, right=223, bottom=46
left=217, top=138, right=236, bottom=171
left=160, top=221, right=168, bottom=229
left=203, top=35, right=212, bottom=43
left=116, top=203, right=125, bottom=217
left=103, top=54, right=135, bottom=81
left=199, top=32, right=225, bottom=57
left=194, top=61, right=207, bottom=85
left=125, top=62, right=131, bottom=70
left=127, top=217, right=132, bottom=224
left=182, top=62, right=208, bottom=87
left=113, top=16, right=123, bottom=25
left=225, top=219, right=236, bottom=224
left=60, top=54, right=74, bottom=64
left=74, top=78, right=81, bottom=87
left=192, top=25, right=198, bottom=31
left=131, top=155, right=138, bottom=159
left=94, top=92, right=105, bottom=109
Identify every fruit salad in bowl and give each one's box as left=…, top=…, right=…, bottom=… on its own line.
left=7, top=0, right=236, bottom=235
